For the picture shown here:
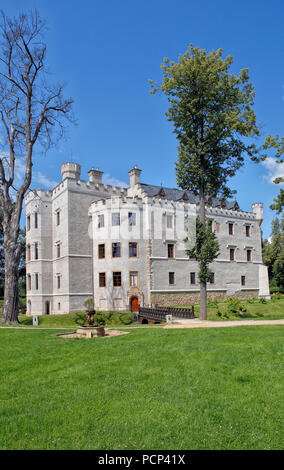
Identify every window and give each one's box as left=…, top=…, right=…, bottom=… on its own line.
left=230, top=248, right=235, bottom=261
left=56, top=274, right=61, bottom=289
left=58, top=303, right=61, bottom=311
left=209, top=272, right=215, bottom=284
left=98, top=214, right=104, bottom=228
left=245, top=225, right=251, bottom=237
left=113, top=271, right=122, bottom=287
left=56, top=210, right=60, bottom=226
left=247, top=249, right=252, bottom=262
left=34, top=212, right=38, bottom=229
left=112, top=213, right=120, bottom=226
left=27, top=215, right=31, bottom=231
left=216, top=222, right=220, bottom=233
left=241, top=275, right=246, bottom=286
left=112, top=242, right=121, bottom=257
left=98, top=244, right=105, bottom=259
left=229, top=223, right=234, bottom=235
left=190, top=272, right=196, bottom=284
left=130, top=271, right=138, bottom=287
left=34, top=242, right=39, bottom=260
left=99, top=272, right=106, bottom=287
left=35, top=273, right=39, bottom=290
left=27, top=244, right=31, bottom=262
left=168, top=243, right=175, bottom=258
left=56, top=243, right=61, bottom=258
left=27, top=274, right=31, bottom=290
left=128, top=212, right=136, bottom=226
left=169, top=272, right=175, bottom=285
left=167, top=215, right=173, bottom=229
left=208, top=219, right=213, bottom=231
left=129, top=242, right=138, bottom=257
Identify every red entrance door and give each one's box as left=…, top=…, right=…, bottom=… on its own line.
left=131, top=297, right=139, bottom=312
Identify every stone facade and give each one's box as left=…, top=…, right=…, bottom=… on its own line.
left=25, top=163, right=270, bottom=315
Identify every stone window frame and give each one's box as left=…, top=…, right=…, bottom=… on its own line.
left=26, top=244, right=31, bottom=262
left=245, top=224, right=251, bottom=238
left=34, top=242, right=39, bottom=260
left=169, top=272, right=175, bottom=285
left=129, top=270, right=139, bottom=288
left=113, top=271, right=122, bottom=287
left=128, top=241, right=138, bottom=258
left=34, top=212, right=39, bottom=229
left=228, top=222, right=234, bottom=236
left=55, top=241, right=61, bottom=258
left=98, top=243, right=106, bottom=259
left=112, top=212, right=120, bottom=227
left=27, top=214, right=31, bottom=231
left=55, top=209, right=60, bottom=226
left=27, top=273, right=31, bottom=290
left=167, top=214, right=174, bottom=229
left=246, top=249, right=252, bottom=262
left=167, top=243, right=175, bottom=259
left=190, top=272, right=196, bottom=285
left=98, top=213, right=104, bottom=229
left=112, top=242, right=121, bottom=258
left=35, top=272, right=39, bottom=290
left=56, top=273, right=61, bottom=289
left=241, top=275, right=246, bottom=286
left=99, top=272, right=106, bottom=288
left=128, top=212, right=136, bottom=226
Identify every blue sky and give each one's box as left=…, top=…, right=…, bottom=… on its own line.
left=1, top=0, right=284, bottom=238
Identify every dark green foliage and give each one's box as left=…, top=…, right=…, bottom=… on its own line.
left=263, top=135, right=284, bottom=214
left=150, top=45, right=261, bottom=199
left=263, top=215, right=284, bottom=292
left=185, top=218, right=219, bottom=283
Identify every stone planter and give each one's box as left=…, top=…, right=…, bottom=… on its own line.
left=76, top=325, right=105, bottom=338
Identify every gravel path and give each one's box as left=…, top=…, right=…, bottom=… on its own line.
left=164, top=319, right=284, bottom=329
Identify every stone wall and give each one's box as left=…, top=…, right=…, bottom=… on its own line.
left=151, top=289, right=259, bottom=307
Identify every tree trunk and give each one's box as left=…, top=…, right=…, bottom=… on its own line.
left=199, top=182, right=207, bottom=320
left=1, top=247, right=20, bottom=324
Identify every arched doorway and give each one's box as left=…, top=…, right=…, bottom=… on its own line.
left=45, top=301, right=50, bottom=315
left=130, top=296, right=139, bottom=312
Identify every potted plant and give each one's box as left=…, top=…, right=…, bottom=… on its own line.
left=83, top=298, right=96, bottom=326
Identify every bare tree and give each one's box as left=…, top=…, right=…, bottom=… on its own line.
left=0, top=10, right=74, bottom=324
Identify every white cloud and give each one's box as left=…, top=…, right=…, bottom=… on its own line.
left=103, top=173, right=128, bottom=188
left=262, top=157, right=284, bottom=185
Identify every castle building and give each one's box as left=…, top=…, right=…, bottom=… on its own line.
left=25, top=162, right=270, bottom=315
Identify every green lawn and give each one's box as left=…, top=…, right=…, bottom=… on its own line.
left=179, top=297, right=284, bottom=321
left=0, top=326, right=283, bottom=450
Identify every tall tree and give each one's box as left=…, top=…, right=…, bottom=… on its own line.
left=263, top=135, right=284, bottom=214
left=0, top=11, right=74, bottom=324
left=150, top=45, right=261, bottom=319
left=263, top=215, right=284, bottom=292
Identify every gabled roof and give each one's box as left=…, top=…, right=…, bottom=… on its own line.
left=140, top=184, right=240, bottom=211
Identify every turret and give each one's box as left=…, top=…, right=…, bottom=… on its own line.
left=252, top=203, right=264, bottom=226
left=128, top=165, right=142, bottom=187
left=88, top=167, right=104, bottom=184
left=61, top=162, right=81, bottom=181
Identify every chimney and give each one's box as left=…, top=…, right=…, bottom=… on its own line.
left=61, top=162, right=81, bottom=181
left=128, top=165, right=142, bottom=187
left=88, top=167, right=103, bottom=184
left=252, top=203, right=264, bottom=226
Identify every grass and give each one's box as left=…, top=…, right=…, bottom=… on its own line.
left=0, top=326, right=283, bottom=450
left=177, top=297, right=284, bottom=321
